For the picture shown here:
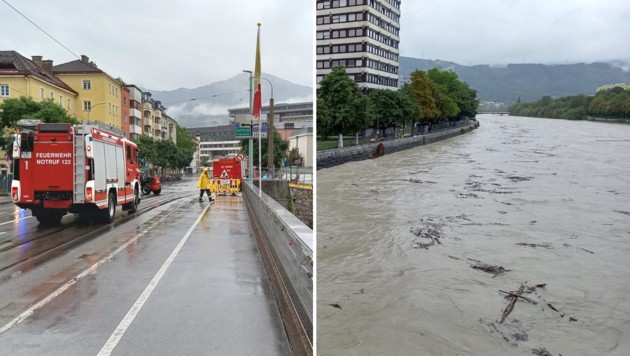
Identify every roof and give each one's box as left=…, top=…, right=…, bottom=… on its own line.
left=0, top=51, right=76, bottom=94
left=53, top=56, right=102, bottom=74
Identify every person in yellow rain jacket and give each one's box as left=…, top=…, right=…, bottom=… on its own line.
left=197, top=167, right=213, bottom=203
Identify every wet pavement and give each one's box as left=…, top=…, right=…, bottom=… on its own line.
left=0, top=191, right=291, bottom=355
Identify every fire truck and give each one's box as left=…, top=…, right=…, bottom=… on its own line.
left=11, top=121, right=141, bottom=224
left=209, top=156, right=244, bottom=195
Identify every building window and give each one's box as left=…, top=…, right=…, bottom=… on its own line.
left=40, top=88, right=45, bottom=99
left=67, top=99, right=71, bottom=109
left=59, top=95, right=63, bottom=105
left=83, top=80, right=91, bottom=90
left=50, top=91, right=54, bottom=99
left=0, top=84, right=8, bottom=97
left=84, top=101, right=92, bottom=111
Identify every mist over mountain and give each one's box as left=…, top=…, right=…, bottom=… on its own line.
left=400, top=56, right=630, bottom=104
left=148, top=73, right=313, bottom=128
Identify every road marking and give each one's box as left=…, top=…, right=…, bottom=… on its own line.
left=0, top=216, right=32, bottom=226
left=97, top=202, right=211, bottom=356
left=0, top=199, right=191, bottom=335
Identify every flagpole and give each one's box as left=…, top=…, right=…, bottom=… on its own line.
left=254, top=22, right=263, bottom=196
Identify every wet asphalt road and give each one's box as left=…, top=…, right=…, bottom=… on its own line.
left=0, top=180, right=291, bottom=355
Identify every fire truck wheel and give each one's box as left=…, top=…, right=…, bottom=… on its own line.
left=152, top=188, right=161, bottom=195
left=142, top=185, right=151, bottom=195
left=101, top=192, right=116, bottom=223
left=128, top=189, right=139, bottom=214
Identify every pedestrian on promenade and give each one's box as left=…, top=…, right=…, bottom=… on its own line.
left=197, top=167, right=213, bottom=202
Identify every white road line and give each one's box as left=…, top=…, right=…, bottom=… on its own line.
left=97, top=203, right=210, bottom=356
left=0, top=199, right=191, bottom=335
left=0, top=216, right=32, bottom=226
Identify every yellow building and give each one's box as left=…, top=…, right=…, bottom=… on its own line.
left=0, top=51, right=77, bottom=114
left=53, top=55, right=123, bottom=129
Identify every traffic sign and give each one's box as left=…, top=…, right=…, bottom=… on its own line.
left=235, top=127, right=251, bottom=137
left=233, top=122, right=267, bottom=139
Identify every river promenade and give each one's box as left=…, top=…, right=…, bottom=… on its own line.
left=317, top=119, right=479, bottom=169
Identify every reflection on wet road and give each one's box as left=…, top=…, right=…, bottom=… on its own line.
left=0, top=179, right=290, bottom=355
left=317, top=115, right=630, bottom=356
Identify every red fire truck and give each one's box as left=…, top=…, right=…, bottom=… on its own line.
left=11, top=121, right=141, bottom=224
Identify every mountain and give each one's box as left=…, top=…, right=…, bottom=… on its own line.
left=400, top=56, right=630, bottom=104
left=148, top=73, right=313, bottom=128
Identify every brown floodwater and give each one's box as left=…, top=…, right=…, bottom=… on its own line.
left=317, top=115, right=630, bottom=356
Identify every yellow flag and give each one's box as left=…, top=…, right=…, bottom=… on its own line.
left=253, top=23, right=262, bottom=119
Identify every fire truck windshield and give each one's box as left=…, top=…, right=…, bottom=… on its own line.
left=38, top=123, right=71, bottom=133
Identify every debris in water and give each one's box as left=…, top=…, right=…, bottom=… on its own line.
left=578, top=247, right=595, bottom=254
left=506, top=175, right=533, bottom=182
left=532, top=347, right=553, bottom=356
left=613, top=210, right=630, bottom=216
left=569, top=317, right=577, bottom=322
left=468, top=258, right=510, bottom=276
left=413, top=240, right=435, bottom=250
left=516, top=242, right=552, bottom=249
left=410, top=225, right=443, bottom=245
left=500, top=285, right=525, bottom=323
left=500, top=290, right=538, bottom=304
left=329, top=303, right=342, bottom=309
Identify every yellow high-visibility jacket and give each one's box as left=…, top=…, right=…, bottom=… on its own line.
left=197, top=169, right=211, bottom=189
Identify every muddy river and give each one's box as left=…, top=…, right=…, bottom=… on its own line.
left=317, top=115, right=630, bottom=356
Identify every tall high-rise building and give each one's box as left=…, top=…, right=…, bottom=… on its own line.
left=316, top=0, right=401, bottom=91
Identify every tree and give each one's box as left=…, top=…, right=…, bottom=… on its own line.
left=0, top=96, right=77, bottom=128
left=240, top=129, right=289, bottom=169
left=136, top=135, right=157, bottom=171
left=317, top=67, right=374, bottom=146
left=368, top=89, right=419, bottom=137
left=427, top=68, right=478, bottom=119
left=408, top=70, right=440, bottom=122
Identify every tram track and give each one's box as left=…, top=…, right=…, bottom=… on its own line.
left=0, top=191, right=193, bottom=277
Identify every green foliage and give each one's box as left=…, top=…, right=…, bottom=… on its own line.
left=136, top=135, right=158, bottom=169
left=509, top=88, right=630, bottom=120
left=175, top=125, right=196, bottom=156
left=240, top=129, right=290, bottom=168
left=0, top=96, right=77, bottom=128
left=137, top=133, right=193, bottom=171
left=317, top=67, right=374, bottom=136
left=408, top=70, right=440, bottom=122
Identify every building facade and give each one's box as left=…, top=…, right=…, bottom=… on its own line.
left=0, top=51, right=77, bottom=113
left=53, top=55, right=124, bottom=129
left=187, top=125, right=240, bottom=167
left=316, top=0, right=401, bottom=91
left=125, top=84, right=144, bottom=141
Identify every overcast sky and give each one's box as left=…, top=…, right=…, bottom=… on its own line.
left=1, top=0, right=313, bottom=91
left=400, top=0, right=630, bottom=67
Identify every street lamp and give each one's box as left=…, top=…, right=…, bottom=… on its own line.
left=87, top=102, right=107, bottom=122
left=195, top=131, right=201, bottom=173
left=260, top=77, right=274, bottom=177
left=242, top=70, right=254, bottom=186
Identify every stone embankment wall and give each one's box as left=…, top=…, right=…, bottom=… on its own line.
left=290, top=186, right=313, bottom=229
left=317, top=122, right=479, bottom=169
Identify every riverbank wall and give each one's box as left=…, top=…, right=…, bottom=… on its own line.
left=317, top=121, right=479, bottom=169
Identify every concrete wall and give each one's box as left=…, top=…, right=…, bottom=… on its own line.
left=242, top=181, right=313, bottom=355
left=318, top=122, right=479, bottom=169
left=253, top=179, right=291, bottom=209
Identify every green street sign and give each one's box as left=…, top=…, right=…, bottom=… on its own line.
left=235, top=127, right=251, bottom=137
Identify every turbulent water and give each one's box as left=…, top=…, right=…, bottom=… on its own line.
left=316, top=115, right=630, bottom=356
